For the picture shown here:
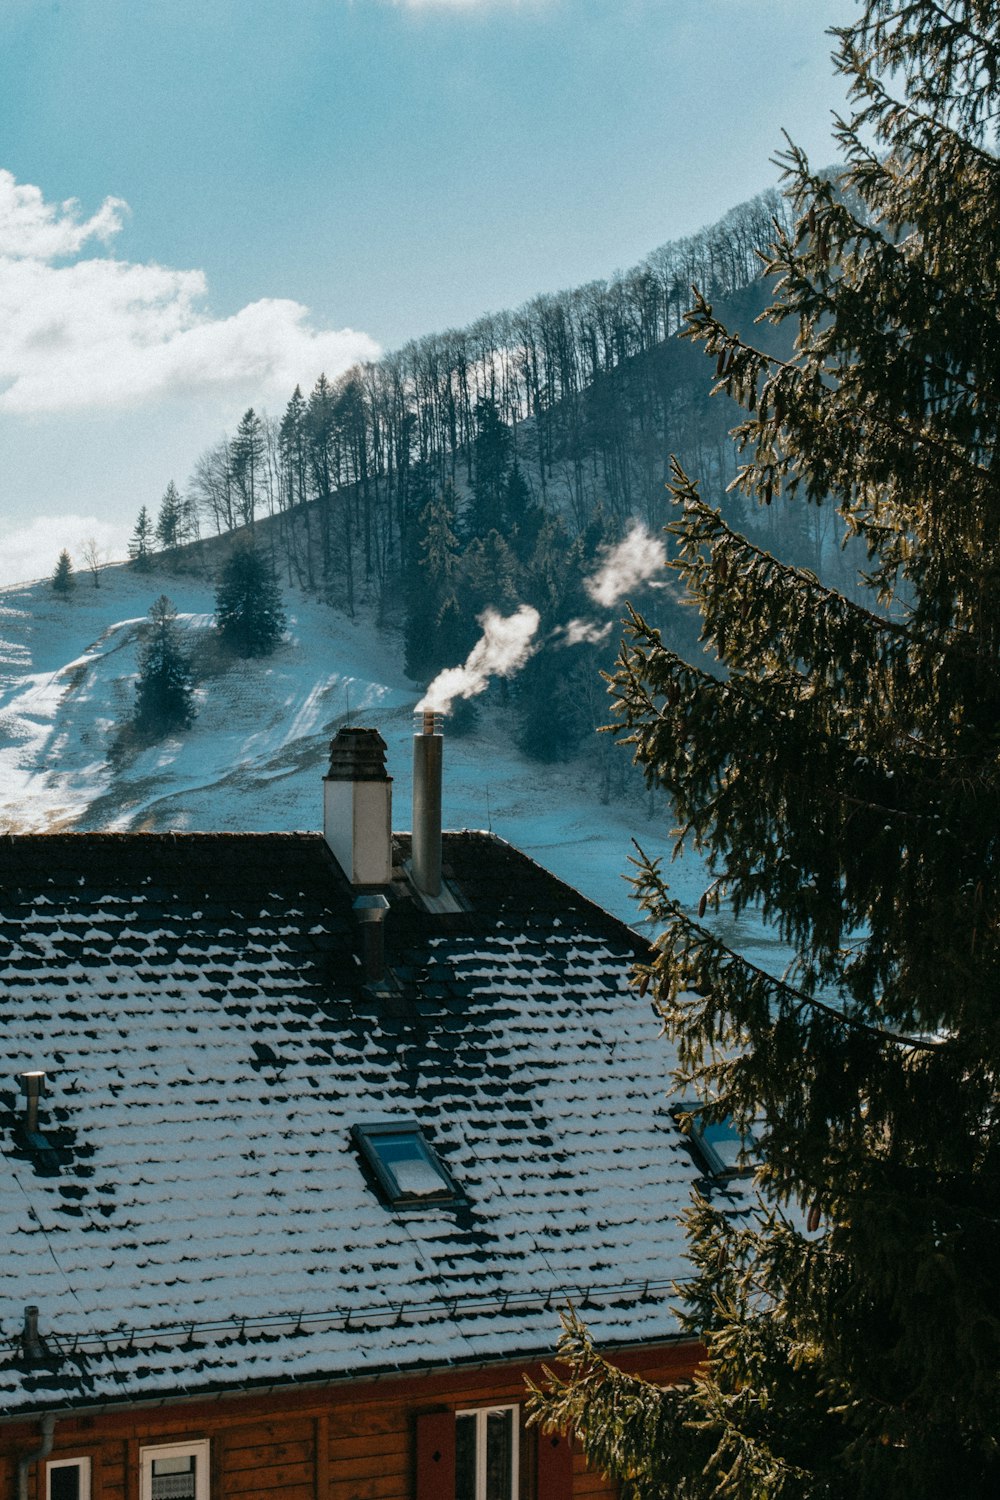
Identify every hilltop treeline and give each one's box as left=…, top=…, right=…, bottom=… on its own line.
left=139, top=183, right=836, bottom=770
left=177, top=187, right=791, bottom=587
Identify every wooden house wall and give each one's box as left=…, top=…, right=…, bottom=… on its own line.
left=1, top=1342, right=699, bottom=1500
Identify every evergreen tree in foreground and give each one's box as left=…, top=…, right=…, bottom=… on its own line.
left=51, top=549, right=74, bottom=594
left=214, top=543, right=286, bottom=657
left=132, top=596, right=195, bottom=737
left=531, top=4, right=1000, bottom=1496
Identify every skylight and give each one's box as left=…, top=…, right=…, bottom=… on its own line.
left=351, top=1120, right=463, bottom=1207
left=672, top=1104, right=758, bottom=1179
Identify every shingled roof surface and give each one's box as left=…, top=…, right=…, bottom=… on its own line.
left=0, top=830, right=709, bottom=1416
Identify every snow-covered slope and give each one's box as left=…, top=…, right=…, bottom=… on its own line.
left=0, top=563, right=703, bottom=928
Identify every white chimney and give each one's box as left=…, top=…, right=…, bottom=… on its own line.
left=323, top=727, right=393, bottom=886
left=412, top=710, right=443, bottom=898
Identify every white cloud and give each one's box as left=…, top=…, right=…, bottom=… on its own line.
left=0, top=169, right=379, bottom=415
left=0, top=514, right=131, bottom=588
left=0, top=170, right=127, bottom=261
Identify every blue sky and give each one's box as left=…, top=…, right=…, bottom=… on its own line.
left=0, top=0, right=856, bottom=582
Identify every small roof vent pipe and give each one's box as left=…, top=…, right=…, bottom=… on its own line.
left=412, top=710, right=443, bottom=898
left=22, top=1306, right=44, bottom=1363
left=17, top=1071, right=46, bottom=1136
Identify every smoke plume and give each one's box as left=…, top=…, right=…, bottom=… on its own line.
left=584, top=522, right=667, bottom=608
left=416, top=604, right=541, bottom=715
left=552, top=618, right=614, bottom=647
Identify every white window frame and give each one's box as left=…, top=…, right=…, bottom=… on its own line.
left=46, top=1457, right=91, bottom=1500
left=139, top=1440, right=210, bottom=1500
left=455, top=1403, right=519, bottom=1500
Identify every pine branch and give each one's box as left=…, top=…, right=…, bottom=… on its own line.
left=834, top=26, right=1000, bottom=163
left=669, top=467, right=909, bottom=636
left=666, top=468, right=1000, bottom=704
left=634, top=867, right=943, bottom=1055
left=685, top=293, right=999, bottom=498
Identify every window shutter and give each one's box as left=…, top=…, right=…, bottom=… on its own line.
left=416, top=1411, right=455, bottom=1500
left=536, top=1429, right=573, bottom=1500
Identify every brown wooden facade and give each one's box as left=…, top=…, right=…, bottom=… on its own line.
left=1, top=1341, right=699, bottom=1500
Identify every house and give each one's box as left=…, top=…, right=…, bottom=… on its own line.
left=1, top=722, right=735, bottom=1500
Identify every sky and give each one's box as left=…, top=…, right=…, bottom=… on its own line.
left=0, top=0, right=858, bottom=585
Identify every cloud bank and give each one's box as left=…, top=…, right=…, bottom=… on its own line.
left=0, top=170, right=379, bottom=415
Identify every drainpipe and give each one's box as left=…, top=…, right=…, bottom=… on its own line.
left=17, top=1411, right=55, bottom=1500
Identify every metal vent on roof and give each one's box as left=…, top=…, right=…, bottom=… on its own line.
left=15, top=1069, right=60, bottom=1174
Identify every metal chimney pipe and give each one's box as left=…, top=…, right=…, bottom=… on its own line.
left=17, top=1071, right=46, bottom=1136
left=412, top=710, right=443, bottom=898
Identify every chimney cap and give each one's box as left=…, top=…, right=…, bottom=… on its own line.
left=325, top=727, right=390, bottom=783
left=415, top=709, right=443, bottom=736
left=17, top=1070, right=46, bottom=1098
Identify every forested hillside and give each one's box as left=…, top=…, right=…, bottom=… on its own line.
left=132, top=180, right=852, bottom=768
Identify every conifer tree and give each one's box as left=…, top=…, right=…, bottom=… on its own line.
left=504, top=459, right=544, bottom=562
left=231, top=407, right=265, bottom=528
left=51, top=549, right=74, bottom=595
left=214, top=543, right=286, bottom=657
left=468, top=395, right=513, bottom=539
left=404, top=480, right=467, bottom=681
left=279, top=386, right=309, bottom=511
left=128, top=506, right=154, bottom=570
left=132, top=596, right=195, bottom=736
left=531, top=4, right=1000, bottom=1496
left=155, top=481, right=183, bottom=552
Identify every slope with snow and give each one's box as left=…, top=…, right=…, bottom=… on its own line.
left=0, top=562, right=783, bottom=970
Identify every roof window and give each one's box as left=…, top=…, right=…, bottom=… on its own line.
left=672, top=1103, right=758, bottom=1179
left=351, top=1120, right=462, bottom=1207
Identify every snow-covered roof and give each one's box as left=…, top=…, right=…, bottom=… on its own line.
left=0, top=830, right=708, bottom=1416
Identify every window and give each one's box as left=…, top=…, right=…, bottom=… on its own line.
left=455, top=1406, right=518, bottom=1500
left=672, top=1103, right=758, bottom=1178
left=139, top=1442, right=209, bottom=1500
left=352, top=1120, right=462, bottom=1207
left=47, top=1459, right=91, bottom=1500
